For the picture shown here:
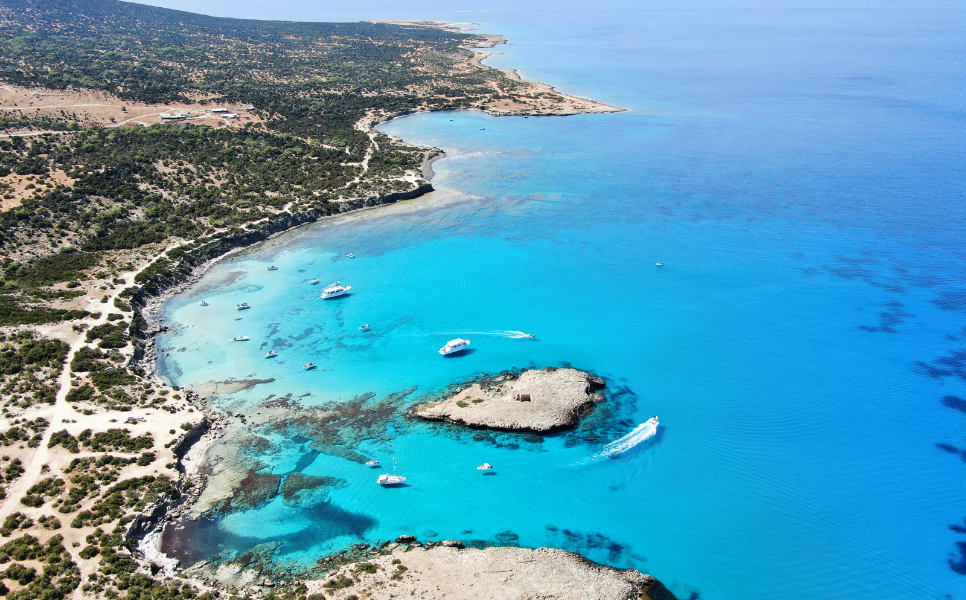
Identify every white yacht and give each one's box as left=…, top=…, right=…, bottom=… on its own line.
left=232, top=336, right=250, bottom=342
left=264, top=351, right=278, bottom=358
left=236, top=303, right=251, bottom=310
left=439, top=338, right=470, bottom=356
left=477, top=463, right=494, bottom=471
left=377, top=474, right=407, bottom=486
left=321, top=282, right=351, bottom=299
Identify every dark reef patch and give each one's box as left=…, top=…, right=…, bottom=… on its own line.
left=915, top=349, right=966, bottom=382
left=942, top=395, right=966, bottom=414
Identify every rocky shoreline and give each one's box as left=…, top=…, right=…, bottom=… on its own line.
left=416, top=367, right=607, bottom=432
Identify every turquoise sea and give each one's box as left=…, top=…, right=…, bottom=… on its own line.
left=149, top=1, right=966, bottom=598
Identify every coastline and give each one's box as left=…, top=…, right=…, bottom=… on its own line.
left=120, top=22, right=643, bottom=597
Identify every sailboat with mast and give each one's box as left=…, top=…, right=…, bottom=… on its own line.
left=377, top=454, right=407, bottom=486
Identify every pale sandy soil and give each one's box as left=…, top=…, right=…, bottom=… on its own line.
left=0, top=168, right=74, bottom=211
left=0, top=85, right=263, bottom=129
left=0, top=246, right=205, bottom=581
left=307, top=546, right=663, bottom=600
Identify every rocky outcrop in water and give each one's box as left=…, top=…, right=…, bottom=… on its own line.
left=415, top=367, right=606, bottom=432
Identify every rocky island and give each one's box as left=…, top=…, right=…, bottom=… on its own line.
left=416, top=367, right=606, bottom=432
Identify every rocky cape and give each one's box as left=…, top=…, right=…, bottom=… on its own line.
left=415, top=367, right=606, bottom=432
left=309, top=544, right=674, bottom=600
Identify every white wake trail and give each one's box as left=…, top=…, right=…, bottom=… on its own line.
left=575, top=417, right=659, bottom=465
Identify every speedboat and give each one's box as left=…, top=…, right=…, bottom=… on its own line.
left=365, top=460, right=380, bottom=468
left=479, top=127, right=485, bottom=130
left=359, top=324, right=370, bottom=330
left=199, top=301, right=208, bottom=306
left=439, top=338, right=470, bottom=356
left=303, top=362, right=317, bottom=370
left=655, top=262, right=663, bottom=266
left=377, top=474, right=407, bottom=486
left=321, top=282, right=351, bottom=299
left=236, top=303, right=251, bottom=310
left=477, top=463, right=494, bottom=471
left=264, top=351, right=278, bottom=358
left=347, top=253, right=355, bottom=258
left=235, top=316, right=242, bottom=321
left=232, top=336, right=250, bottom=342
left=309, top=279, right=320, bottom=285
left=267, top=266, right=278, bottom=271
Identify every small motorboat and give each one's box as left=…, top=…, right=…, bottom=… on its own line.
left=359, top=324, right=370, bottom=330
left=477, top=463, right=494, bottom=471
left=199, top=301, right=208, bottom=306
left=232, top=336, right=251, bottom=342
left=267, top=266, right=279, bottom=271
left=235, top=316, right=242, bottom=321
left=303, top=362, right=317, bottom=370
left=655, top=262, right=663, bottom=267
left=365, top=460, right=381, bottom=468
left=377, top=474, right=407, bottom=486
left=347, top=253, right=355, bottom=258
left=309, top=279, right=320, bottom=285
left=439, top=338, right=470, bottom=356
left=236, top=303, right=251, bottom=310
left=264, top=351, right=278, bottom=358
left=321, top=282, right=351, bottom=299
left=479, top=127, right=485, bottom=130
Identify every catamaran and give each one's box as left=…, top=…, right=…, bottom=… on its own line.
left=321, top=281, right=351, bottom=299
left=236, top=303, right=251, bottom=310
left=439, top=338, right=470, bottom=356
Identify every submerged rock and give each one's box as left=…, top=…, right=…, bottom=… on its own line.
left=415, top=368, right=605, bottom=433
left=279, top=473, right=347, bottom=508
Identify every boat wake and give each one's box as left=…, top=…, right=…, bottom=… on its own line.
left=432, top=330, right=536, bottom=339
left=575, top=416, right=659, bottom=465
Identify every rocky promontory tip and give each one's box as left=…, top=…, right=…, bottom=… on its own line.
left=415, top=367, right=606, bottom=432
left=309, top=545, right=672, bottom=600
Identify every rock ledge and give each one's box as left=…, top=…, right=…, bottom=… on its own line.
left=415, top=367, right=605, bottom=432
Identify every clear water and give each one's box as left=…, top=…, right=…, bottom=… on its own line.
left=150, top=1, right=966, bottom=598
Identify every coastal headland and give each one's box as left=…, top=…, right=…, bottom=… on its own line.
left=416, top=367, right=607, bottom=432
left=0, top=1, right=657, bottom=599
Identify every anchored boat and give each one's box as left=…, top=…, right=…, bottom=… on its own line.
left=231, top=336, right=250, bottom=342
left=236, top=303, right=251, bottom=310
left=439, top=338, right=470, bottom=356
left=321, top=281, right=351, bottom=299
left=264, top=351, right=278, bottom=358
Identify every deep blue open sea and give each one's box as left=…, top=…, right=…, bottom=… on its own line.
left=148, top=1, right=966, bottom=598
